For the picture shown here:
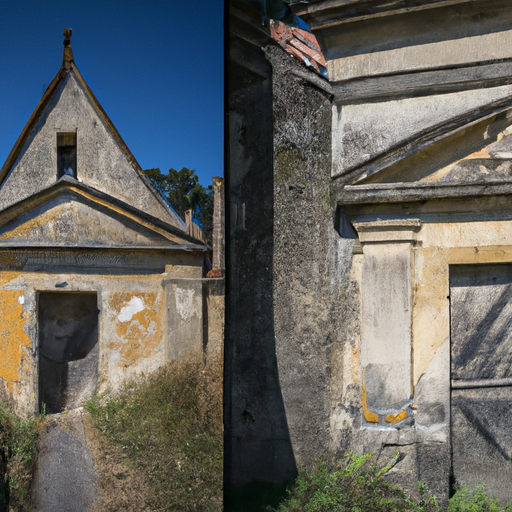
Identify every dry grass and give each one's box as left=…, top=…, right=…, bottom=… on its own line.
left=83, top=413, right=154, bottom=512
left=86, top=354, right=223, bottom=512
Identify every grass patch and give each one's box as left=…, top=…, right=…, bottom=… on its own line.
left=272, top=453, right=512, bottom=512
left=271, top=452, right=439, bottom=512
left=0, top=403, right=44, bottom=511
left=86, top=354, right=223, bottom=511
left=448, top=486, right=512, bottom=512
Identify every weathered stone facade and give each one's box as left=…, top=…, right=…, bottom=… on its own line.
left=0, top=32, right=219, bottom=418
left=228, top=0, right=512, bottom=508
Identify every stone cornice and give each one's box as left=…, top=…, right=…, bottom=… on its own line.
left=353, top=218, right=421, bottom=243
left=339, top=180, right=512, bottom=205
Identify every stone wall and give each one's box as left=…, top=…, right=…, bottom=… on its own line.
left=268, top=45, right=347, bottom=465
left=226, top=5, right=297, bottom=508
left=229, top=0, right=512, bottom=507
left=227, top=4, right=357, bottom=507
left=0, top=255, right=214, bottom=415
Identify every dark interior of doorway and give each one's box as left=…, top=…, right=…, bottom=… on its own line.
left=38, top=292, right=99, bottom=414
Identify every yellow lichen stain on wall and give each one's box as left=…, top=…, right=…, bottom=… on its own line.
left=0, top=253, right=22, bottom=270
left=361, top=368, right=379, bottom=424
left=108, top=291, right=163, bottom=368
left=0, top=289, right=30, bottom=394
left=0, top=272, right=22, bottom=287
left=0, top=207, right=62, bottom=240
left=385, top=409, right=407, bottom=424
left=412, top=242, right=512, bottom=385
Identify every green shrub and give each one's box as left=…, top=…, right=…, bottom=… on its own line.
left=0, top=403, right=43, bottom=511
left=272, top=452, right=512, bottom=512
left=271, top=452, right=439, bottom=512
left=448, top=486, right=512, bottom=512
left=86, top=355, right=223, bottom=512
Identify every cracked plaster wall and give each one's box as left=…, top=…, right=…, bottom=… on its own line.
left=0, top=261, right=208, bottom=415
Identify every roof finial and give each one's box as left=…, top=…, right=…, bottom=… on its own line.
left=63, top=28, right=73, bottom=68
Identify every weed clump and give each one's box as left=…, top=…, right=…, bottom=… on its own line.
left=271, top=452, right=439, bottom=512
left=0, top=404, right=43, bottom=511
left=272, top=453, right=512, bottom=512
left=86, top=355, right=223, bottom=512
left=448, top=486, right=512, bottom=512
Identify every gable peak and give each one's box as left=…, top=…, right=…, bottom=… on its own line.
left=63, top=28, right=73, bottom=69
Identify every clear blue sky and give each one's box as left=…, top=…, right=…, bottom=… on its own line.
left=0, top=1, right=223, bottom=188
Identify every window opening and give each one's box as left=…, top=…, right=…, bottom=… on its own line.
left=57, top=132, right=77, bottom=178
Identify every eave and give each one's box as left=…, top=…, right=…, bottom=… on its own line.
left=339, top=181, right=512, bottom=206
left=293, top=0, right=478, bottom=30
left=0, top=176, right=209, bottom=249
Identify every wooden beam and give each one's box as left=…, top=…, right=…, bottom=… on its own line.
left=332, top=60, right=512, bottom=104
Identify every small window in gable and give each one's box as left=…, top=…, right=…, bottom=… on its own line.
left=57, top=132, right=77, bottom=179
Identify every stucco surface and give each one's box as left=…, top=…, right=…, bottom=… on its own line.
left=361, top=242, right=412, bottom=413
left=0, top=285, right=30, bottom=398
left=0, top=262, right=207, bottom=414
left=269, top=45, right=354, bottom=465
left=329, top=28, right=512, bottom=81
left=332, top=85, right=512, bottom=177
left=0, top=194, right=169, bottom=247
left=0, top=74, right=183, bottom=229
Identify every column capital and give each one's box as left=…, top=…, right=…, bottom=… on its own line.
left=353, top=218, right=421, bottom=244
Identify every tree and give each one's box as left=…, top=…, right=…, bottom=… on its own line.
left=144, top=167, right=213, bottom=243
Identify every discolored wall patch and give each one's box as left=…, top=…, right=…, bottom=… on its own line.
left=0, top=289, right=31, bottom=394
left=108, top=291, right=164, bottom=369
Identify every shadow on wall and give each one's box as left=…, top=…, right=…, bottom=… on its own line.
left=225, top=5, right=298, bottom=509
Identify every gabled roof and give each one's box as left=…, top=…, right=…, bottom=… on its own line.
left=0, top=175, right=208, bottom=250
left=0, top=29, right=187, bottom=232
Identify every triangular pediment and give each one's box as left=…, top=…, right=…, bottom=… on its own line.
left=0, top=56, right=186, bottom=232
left=0, top=179, right=205, bottom=249
left=337, top=90, right=512, bottom=184
left=340, top=96, right=512, bottom=205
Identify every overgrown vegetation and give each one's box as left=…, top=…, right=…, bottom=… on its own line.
left=0, top=404, right=43, bottom=512
left=4, top=364, right=512, bottom=512
left=86, top=355, right=223, bottom=512
left=448, top=486, right=512, bottom=512
left=271, top=452, right=439, bottom=512
left=271, top=452, right=512, bottom=512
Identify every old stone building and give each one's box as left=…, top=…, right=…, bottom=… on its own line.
left=0, top=30, right=215, bottom=416
left=228, top=0, right=512, bottom=509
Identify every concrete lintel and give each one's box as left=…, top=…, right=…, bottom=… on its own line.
left=353, top=219, right=421, bottom=244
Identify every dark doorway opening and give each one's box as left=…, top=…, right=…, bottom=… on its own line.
left=450, top=264, right=512, bottom=504
left=38, top=292, right=99, bottom=414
